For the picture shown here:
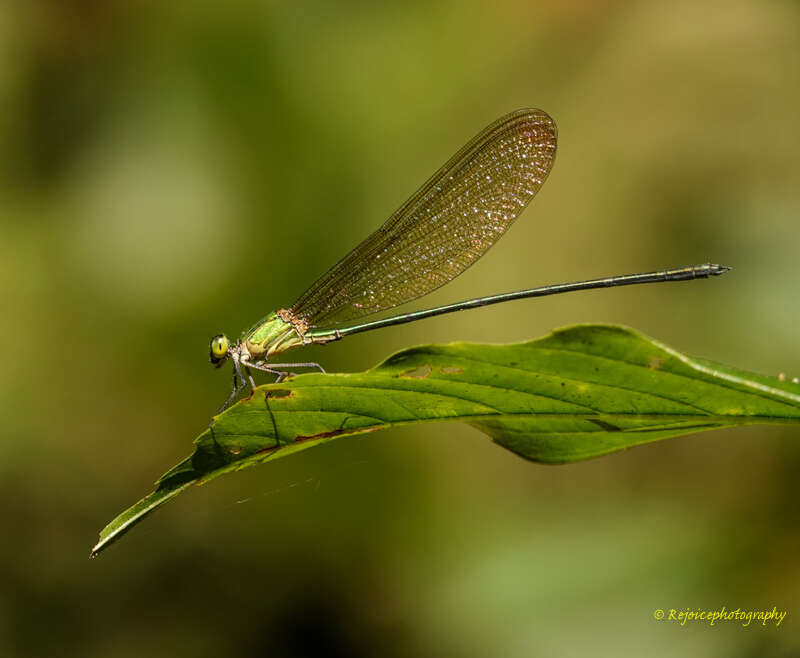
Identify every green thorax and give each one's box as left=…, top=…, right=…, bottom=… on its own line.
left=242, top=311, right=304, bottom=358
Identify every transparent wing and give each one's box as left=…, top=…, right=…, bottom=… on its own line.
left=290, top=108, right=557, bottom=329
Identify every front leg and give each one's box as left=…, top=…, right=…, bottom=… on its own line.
left=217, top=365, right=243, bottom=414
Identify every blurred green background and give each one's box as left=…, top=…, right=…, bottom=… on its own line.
left=2, top=0, right=799, bottom=655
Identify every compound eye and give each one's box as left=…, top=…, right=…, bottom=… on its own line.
left=210, top=334, right=230, bottom=361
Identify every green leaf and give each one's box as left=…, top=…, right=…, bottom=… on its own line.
left=91, top=324, right=800, bottom=556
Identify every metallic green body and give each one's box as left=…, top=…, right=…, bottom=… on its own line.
left=242, top=312, right=304, bottom=358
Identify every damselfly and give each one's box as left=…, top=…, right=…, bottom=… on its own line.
left=209, top=109, right=729, bottom=410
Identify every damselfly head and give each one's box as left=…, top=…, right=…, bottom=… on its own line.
left=209, top=334, right=231, bottom=366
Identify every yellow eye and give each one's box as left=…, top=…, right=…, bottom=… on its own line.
left=209, top=334, right=230, bottom=362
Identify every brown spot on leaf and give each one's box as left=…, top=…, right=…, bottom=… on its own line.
left=228, top=445, right=242, bottom=455
left=295, top=426, right=380, bottom=443
left=647, top=356, right=664, bottom=370
left=439, top=366, right=463, bottom=375
left=265, top=389, right=293, bottom=400
left=400, top=364, right=432, bottom=379
left=295, top=429, right=345, bottom=441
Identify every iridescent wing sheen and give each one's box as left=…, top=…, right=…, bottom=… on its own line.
left=290, top=108, right=557, bottom=329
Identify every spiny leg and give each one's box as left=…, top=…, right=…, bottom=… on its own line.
left=255, top=362, right=326, bottom=374
left=244, top=365, right=256, bottom=390
left=217, top=355, right=250, bottom=414
left=238, top=361, right=326, bottom=392
left=245, top=361, right=292, bottom=382
left=217, top=367, right=242, bottom=414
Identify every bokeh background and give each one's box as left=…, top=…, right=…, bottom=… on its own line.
left=2, top=1, right=799, bottom=656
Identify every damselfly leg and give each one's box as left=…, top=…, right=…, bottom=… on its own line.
left=217, top=360, right=327, bottom=413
